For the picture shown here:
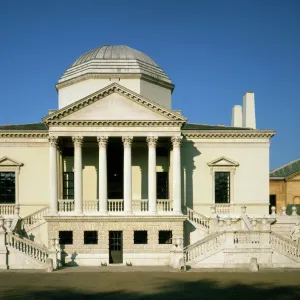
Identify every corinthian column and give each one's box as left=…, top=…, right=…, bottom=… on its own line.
left=49, top=136, right=58, bottom=215
left=171, top=136, right=182, bottom=214
left=122, top=136, right=133, bottom=214
left=72, top=136, right=83, bottom=214
left=97, top=136, right=108, bottom=214
left=147, top=136, right=158, bottom=214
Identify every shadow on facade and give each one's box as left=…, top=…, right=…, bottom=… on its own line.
left=1, top=275, right=299, bottom=300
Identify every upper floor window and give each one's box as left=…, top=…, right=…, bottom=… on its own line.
left=0, top=172, right=15, bottom=204
left=63, top=172, right=74, bottom=199
left=215, top=172, right=230, bottom=203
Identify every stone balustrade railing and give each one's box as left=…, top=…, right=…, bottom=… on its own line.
left=214, top=204, right=232, bottom=214
left=108, top=199, right=124, bottom=212
left=184, top=232, right=225, bottom=264
left=270, top=231, right=300, bottom=262
left=186, top=207, right=210, bottom=229
left=83, top=201, right=99, bottom=212
left=6, top=232, right=49, bottom=264
left=21, top=206, right=49, bottom=230
left=157, top=199, right=173, bottom=212
left=270, top=205, right=300, bottom=216
left=233, top=231, right=260, bottom=245
left=0, top=204, right=15, bottom=216
left=57, top=199, right=174, bottom=213
left=58, top=200, right=74, bottom=212
left=132, top=200, right=148, bottom=212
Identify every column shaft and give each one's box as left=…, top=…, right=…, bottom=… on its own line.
left=172, top=136, right=182, bottom=214
left=147, top=136, right=158, bottom=213
left=73, top=136, right=83, bottom=214
left=49, top=136, right=58, bottom=215
left=123, top=137, right=133, bottom=213
left=98, top=137, right=108, bottom=214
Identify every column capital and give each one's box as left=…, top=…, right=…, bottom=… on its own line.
left=147, top=136, right=158, bottom=147
left=122, top=136, right=133, bottom=148
left=97, top=136, right=109, bottom=147
left=72, top=136, right=83, bottom=147
left=48, top=136, right=58, bottom=147
left=171, top=136, right=182, bottom=148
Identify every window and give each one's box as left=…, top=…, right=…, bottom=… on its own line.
left=157, top=172, right=169, bottom=199
left=215, top=172, right=230, bottom=203
left=84, top=231, right=98, bottom=244
left=63, top=172, right=74, bottom=199
left=159, top=230, right=172, bottom=244
left=270, top=194, right=276, bottom=214
left=134, top=231, right=148, bottom=244
left=59, top=231, right=73, bottom=244
left=0, top=172, right=15, bottom=204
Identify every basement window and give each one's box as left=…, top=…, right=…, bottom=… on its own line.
left=59, top=231, right=73, bottom=245
left=84, top=231, right=98, bottom=244
left=159, top=230, right=172, bottom=244
left=134, top=231, right=148, bottom=244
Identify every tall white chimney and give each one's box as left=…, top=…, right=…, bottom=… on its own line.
left=242, top=92, right=256, bottom=129
left=231, top=105, right=243, bottom=127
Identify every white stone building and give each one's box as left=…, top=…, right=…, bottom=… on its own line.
left=0, top=45, right=299, bottom=270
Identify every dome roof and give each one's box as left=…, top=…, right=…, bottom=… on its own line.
left=58, top=45, right=171, bottom=86
left=72, top=45, right=158, bottom=67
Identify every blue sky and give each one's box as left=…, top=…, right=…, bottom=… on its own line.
left=0, top=0, right=299, bottom=170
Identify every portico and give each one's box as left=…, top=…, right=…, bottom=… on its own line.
left=48, top=134, right=182, bottom=216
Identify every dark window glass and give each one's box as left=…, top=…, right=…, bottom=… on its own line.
left=215, top=172, right=230, bottom=203
left=270, top=194, right=276, bottom=214
left=159, top=231, right=172, bottom=244
left=84, top=231, right=98, bottom=244
left=157, top=147, right=168, bottom=156
left=0, top=172, right=15, bottom=204
left=59, top=231, right=73, bottom=244
left=63, top=172, right=74, bottom=199
left=157, top=172, right=169, bottom=199
left=134, top=231, right=148, bottom=244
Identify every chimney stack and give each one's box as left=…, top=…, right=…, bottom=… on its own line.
left=242, top=92, right=256, bottom=129
left=231, top=105, right=243, bottom=127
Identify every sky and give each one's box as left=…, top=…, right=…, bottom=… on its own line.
left=0, top=0, right=299, bottom=170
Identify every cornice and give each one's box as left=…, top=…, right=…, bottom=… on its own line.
left=183, top=130, right=275, bottom=139
left=0, top=131, right=48, bottom=138
left=56, top=73, right=175, bottom=92
left=44, top=215, right=187, bottom=222
left=46, top=120, right=184, bottom=127
left=45, top=83, right=185, bottom=123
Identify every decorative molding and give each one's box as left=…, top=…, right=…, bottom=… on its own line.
left=56, top=73, right=175, bottom=92
left=97, top=136, right=108, bottom=147
left=44, top=215, right=187, bottom=222
left=183, top=131, right=275, bottom=139
left=0, top=132, right=48, bottom=138
left=44, top=83, right=186, bottom=123
left=208, top=156, right=239, bottom=167
left=122, top=136, right=133, bottom=148
left=147, top=136, right=158, bottom=147
left=171, top=136, right=182, bottom=147
left=0, top=156, right=23, bottom=167
left=48, top=136, right=58, bottom=147
left=45, top=120, right=184, bottom=127
left=72, top=136, right=84, bottom=147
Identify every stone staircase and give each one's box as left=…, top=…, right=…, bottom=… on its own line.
left=182, top=207, right=300, bottom=269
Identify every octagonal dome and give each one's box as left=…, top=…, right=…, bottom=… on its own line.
left=58, top=45, right=171, bottom=85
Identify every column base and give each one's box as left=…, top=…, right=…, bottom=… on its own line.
left=99, top=210, right=108, bottom=215
left=74, top=210, right=84, bottom=216
left=147, top=211, right=157, bottom=215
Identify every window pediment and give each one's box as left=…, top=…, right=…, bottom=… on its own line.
left=207, top=156, right=239, bottom=167
left=0, top=156, right=23, bottom=167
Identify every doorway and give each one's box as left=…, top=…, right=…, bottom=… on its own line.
left=109, top=231, right=123, bottom=264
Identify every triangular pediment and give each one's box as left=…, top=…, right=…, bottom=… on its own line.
left=0, top=156, right=23, bottom=167
left=207, top=156, right=239, bottom=167
left=44, top=83, right=186, bottom=123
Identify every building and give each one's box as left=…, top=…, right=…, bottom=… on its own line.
left=1, top=45, right=299, bottom=270
left=270, top=158, right=300, bottom=213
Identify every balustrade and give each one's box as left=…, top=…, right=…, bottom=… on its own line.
left=157, top=200, right=173, bottom=212
left=215, top=204, right=232, bottom=214
left=7, top=232, right=49, bottom=264
left=0, top=204, right=15, bottom=216
left=233, top=231, right=260, bottom=245
left=83, top=201, right=99, bottom=212
left=132, top=200, right=148, bottom=212
left=58, top=200, right=74, bottom=212
left=21, top=206, right=49, bottom=230
left=108, top=200, right=124, bottom=212
left=186, top=207, right=210, bottom=229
